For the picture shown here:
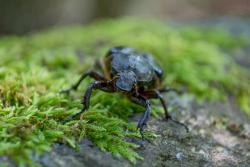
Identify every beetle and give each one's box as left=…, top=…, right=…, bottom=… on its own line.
left=61, top=46, right=188, bottom=138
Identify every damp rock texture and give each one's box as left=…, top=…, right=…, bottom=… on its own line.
left=37, top=96, right=250, bottom=167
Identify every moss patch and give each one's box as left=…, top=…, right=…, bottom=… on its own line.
left=0, top=18, right=249, bottom=166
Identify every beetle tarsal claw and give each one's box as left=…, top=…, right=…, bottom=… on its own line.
left=63, top=108, right=87, bottom=123
left=59, top=89, right=71, bottom=96
left=137, top=123, right=145, bottom=130
left=167, top=117, right=189, bottom=132
left=137, top=121, right=148, bottom=140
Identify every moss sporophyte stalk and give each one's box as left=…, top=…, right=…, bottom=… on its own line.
left=0, top=18, right=249, bottom=166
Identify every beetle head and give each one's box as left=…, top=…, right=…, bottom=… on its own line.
left=115, top=71, right=136, bottom=92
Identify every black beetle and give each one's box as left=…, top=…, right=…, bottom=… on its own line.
left=61, top=46, right=188, bottom=138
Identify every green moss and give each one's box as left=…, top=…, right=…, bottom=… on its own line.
left=0, top=18, right=249, bottom=166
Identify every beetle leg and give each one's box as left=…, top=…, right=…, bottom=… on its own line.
left=82, top=81, right=112, bottom=111
left=155, top=91, right=189, bottom=132
left=60, top=70, right=106, bottom=94
left=141, top=90, right=188, bottom=132
left=65, top=81, right=113, bottom=121
left=129, top=95, right=151, bottom=140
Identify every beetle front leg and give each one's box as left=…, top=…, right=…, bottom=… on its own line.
left=65, top=81, right=111, bottom=121
left=82, top=81, right=109, bottom=111
left=129, top=96, right=151, bottom=140
left=60, top=70, right=106, bottom=95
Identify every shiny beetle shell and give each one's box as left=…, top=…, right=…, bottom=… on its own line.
left=106, top=46, right=163, bottom=88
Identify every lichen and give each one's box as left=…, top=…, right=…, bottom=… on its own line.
left=0, top=18, right=249, bottom=166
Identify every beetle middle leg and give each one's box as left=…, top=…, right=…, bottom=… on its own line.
left=60, top=70, right=106, bottom=95
left=141, top=90, right=188, bottom=132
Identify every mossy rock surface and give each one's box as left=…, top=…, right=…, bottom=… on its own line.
left=0, top=18, right=250, bottom=167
